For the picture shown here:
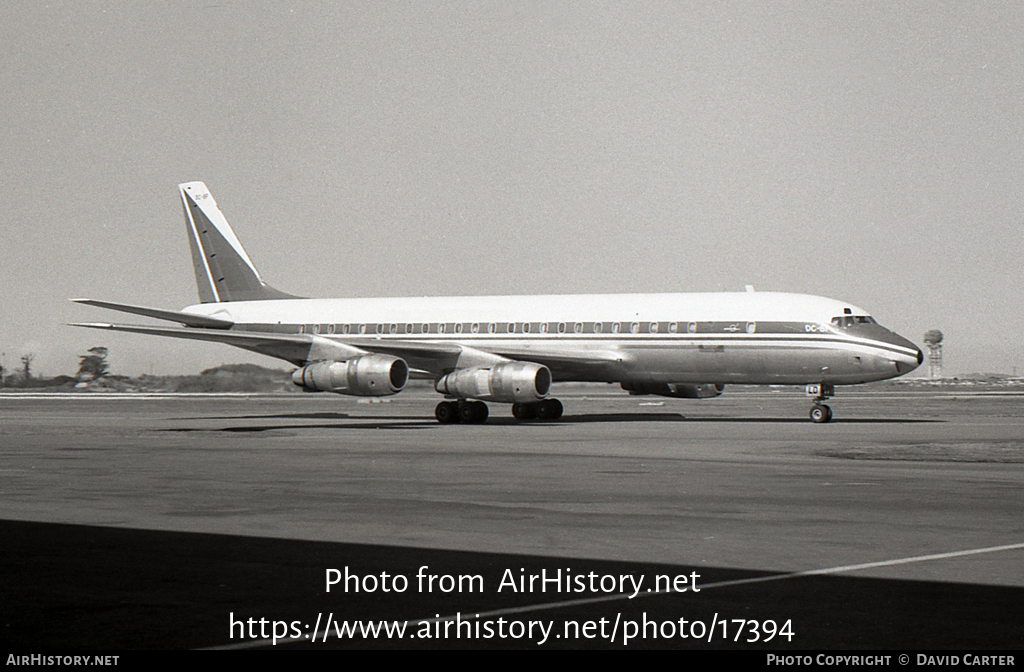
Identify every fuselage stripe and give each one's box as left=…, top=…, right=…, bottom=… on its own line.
left=232, top=324, right=917, bottom=359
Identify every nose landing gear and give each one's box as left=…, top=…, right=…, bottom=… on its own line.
left=806, top=384, right=835, bottom=423
left=809, top=404, right=833, bottom=423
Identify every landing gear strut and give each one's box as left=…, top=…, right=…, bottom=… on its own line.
left=806, top=384, right=835, bottom=423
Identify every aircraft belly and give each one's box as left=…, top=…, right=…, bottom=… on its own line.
left=617, top=341, right=897, bottom=386
left=620, top=343, right=765, bottom=384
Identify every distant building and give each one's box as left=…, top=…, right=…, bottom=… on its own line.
left=923, top=330, right=943, bottom=380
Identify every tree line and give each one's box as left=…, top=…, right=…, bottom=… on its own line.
left=1, top=347, right=108, bottom=387
left=0, top=347, right=296, bottom=393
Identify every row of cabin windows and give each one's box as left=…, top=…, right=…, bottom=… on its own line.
left=296, top=321, right=759, bottom=336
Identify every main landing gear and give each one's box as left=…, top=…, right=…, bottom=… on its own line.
left=806, top=384, right=835, bottom=424
left=512, top=399, right=563, bottom=421
left=435, top=400, right=489, bottom=424
left=434, top=398, right=564, bottom=423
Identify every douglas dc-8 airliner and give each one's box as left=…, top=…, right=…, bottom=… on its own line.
left=72, top=182, right=922, bottom=423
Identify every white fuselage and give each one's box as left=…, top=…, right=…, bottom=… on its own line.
left=183, top=291, right=922, bottom=386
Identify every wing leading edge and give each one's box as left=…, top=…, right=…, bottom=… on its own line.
left=69, top=317, right=622, bottom=380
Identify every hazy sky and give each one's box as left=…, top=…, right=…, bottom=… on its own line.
left=1, top=2, right=1021, bottom=377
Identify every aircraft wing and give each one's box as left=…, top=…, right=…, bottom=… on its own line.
left=70, top=322, right=326, bottom=366
left=481, top=343, right=624, bottom=380
left=69, top=321, right=622, bottom=380
left=347, top=338, right=623, bottom=379
left=69, top=321, right=477, bottom=371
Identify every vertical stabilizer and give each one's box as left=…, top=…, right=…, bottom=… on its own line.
left=179, top=182, right=297, bottom=303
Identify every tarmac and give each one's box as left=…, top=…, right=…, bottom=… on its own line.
left=1, top=386, right=1022, bottom=649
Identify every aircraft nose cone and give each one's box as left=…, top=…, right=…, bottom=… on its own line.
left=895, top=356, right=919, bottom=375
left=892, top=335, right=923, bottom=374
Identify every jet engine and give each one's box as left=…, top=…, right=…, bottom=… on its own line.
left=435, top=361, right=551, bottom=403
left=292, top=354, right=408, bottom=396
left=621, top=382, right=725, bottom=399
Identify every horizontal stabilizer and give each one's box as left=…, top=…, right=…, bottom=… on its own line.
left=70, top=299, right=234, bottom=329
left=70, top=322, right=324, bottom=366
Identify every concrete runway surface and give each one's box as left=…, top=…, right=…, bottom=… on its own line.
left=1, top=386, right=1022, bottom=649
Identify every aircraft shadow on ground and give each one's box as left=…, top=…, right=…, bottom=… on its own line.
left=539, top=414, right=941, bottom=425
left=160, top=412, right=942, bottom=432
left=1, top=520, right=1014, bottom=650
left=173, top=412, right=358, bottom=421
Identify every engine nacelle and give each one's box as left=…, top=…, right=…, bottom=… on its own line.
left=435, top=361, right=551, bottom=403
left=621, top=382, right=724, bottom=399
left=292, top=354, right=408, bottom=396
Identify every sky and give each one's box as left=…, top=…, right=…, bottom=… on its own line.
left=1, top=2, right=1021, bottom=377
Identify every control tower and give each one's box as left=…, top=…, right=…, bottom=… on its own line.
left=923, top=330, right=943, bottom=380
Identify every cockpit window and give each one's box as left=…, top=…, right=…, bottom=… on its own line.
left=830, top=315, right=876, bottom=328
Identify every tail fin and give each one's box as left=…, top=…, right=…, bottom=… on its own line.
left=179, top=181, right=298, bottom=303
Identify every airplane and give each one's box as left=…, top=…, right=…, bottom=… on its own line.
left=71, top=181, right=923, bottom=424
